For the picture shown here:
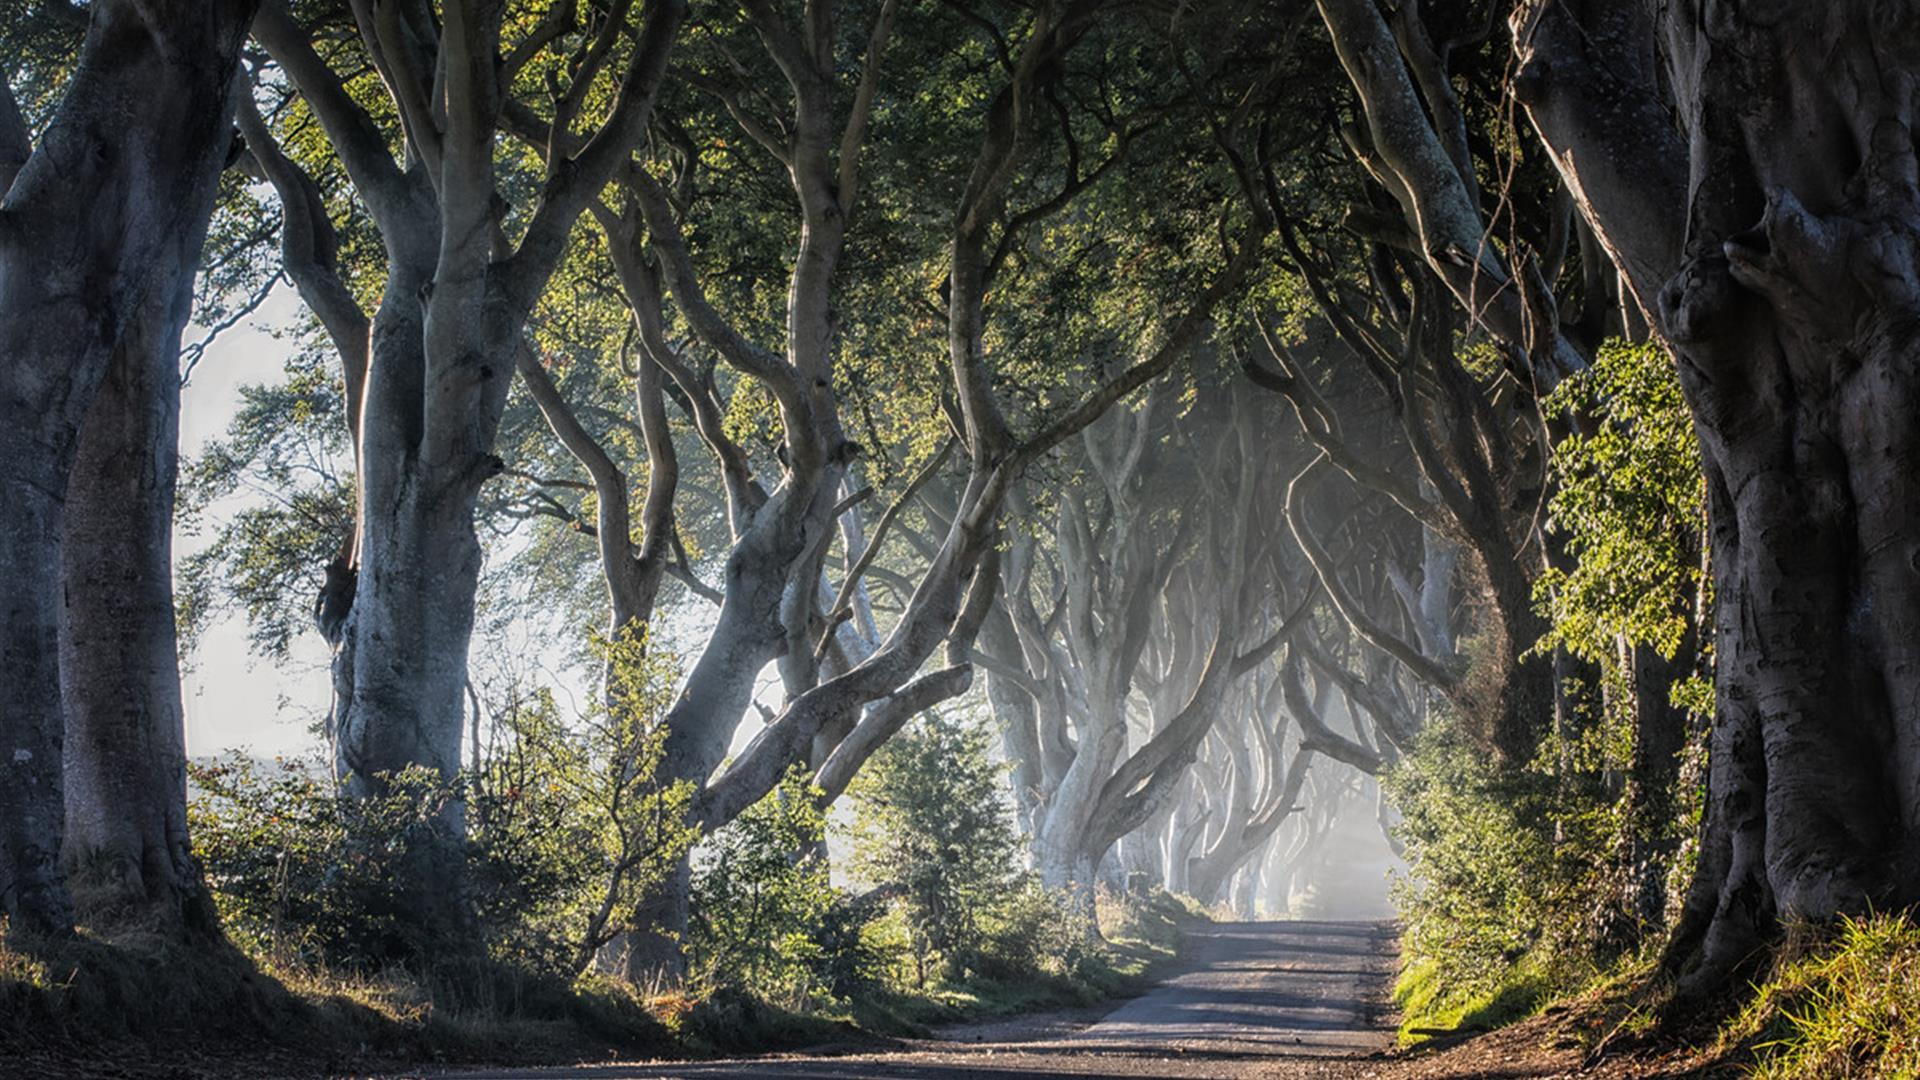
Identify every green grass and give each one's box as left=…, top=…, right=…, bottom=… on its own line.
left=1392, top=953, right=1556, bottom=1046
left=1390, top=911, right=1920, bottom=1074
left=1717, top=912, right=1920, bottom=1079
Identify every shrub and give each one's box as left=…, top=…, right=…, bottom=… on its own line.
left=973, top=880, right=1097, bottom=983
left=188, top=630, right=695, bottom=979
left=1383, top=714, right=1602, bottom=1039
left=687, top=768, right=882, bottom=1010
left=188, top=755, right=456, bottom=970
left=848, top=715, right=1024, bottom=984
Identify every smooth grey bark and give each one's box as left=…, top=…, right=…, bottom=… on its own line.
left=60, top=268, right=213, bottom=933
left=1185, top=696, right=1314, bottom=906
left=1512, top=0, right=1920, bottom=990
left=0, top=0, right=256, bottom=938
left=250, top=0, right=683, bottom=954
left=613, top=0, right=1268, bottom=977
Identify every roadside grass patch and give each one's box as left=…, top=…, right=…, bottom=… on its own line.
left=1393, top=954, right=1556, bottom=1046
left=0, top=920, right=673, bottom=1075
left=1717, top=911, right=1920, bottom=1078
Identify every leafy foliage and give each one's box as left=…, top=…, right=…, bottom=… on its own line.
left=188, top=756, right=460, bottom=970
left=1385, top=716, right=1576, bottom=1009
left=688, top=768, right=881, bottom=1010
left=176, top=349, right=353, bottom=660
left=1535, top=339, right=1705, bottom=672
left=188, top=630, right=696, bottom=977
left=849, top=715, right=1023, bottom=985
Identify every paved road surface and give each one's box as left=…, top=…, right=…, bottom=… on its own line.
left=438, top=920, right=1396, bottom=1079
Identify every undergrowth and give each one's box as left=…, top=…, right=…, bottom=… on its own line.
left=671, top=886, right=1203, bottom=1053
left=1718, top=912, right=1920, bottom=1079
left=0, top=899, right=1193, bottom=1074
left=0, top=921, right=674, bottom=1076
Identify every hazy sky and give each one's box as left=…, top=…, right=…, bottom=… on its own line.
left=178, top=285, right=334, bottom=761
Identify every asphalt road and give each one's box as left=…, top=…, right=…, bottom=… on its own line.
left=432, top=920, right=1397, bottom=1080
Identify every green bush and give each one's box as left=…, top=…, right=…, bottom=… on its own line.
left=1383, top=714, right=1604, bottom=1039
left=849, top=715, right=1025, bottom=984
left=687, top=768, right=883, bottom=1010
left=973, top=879, right=1099, bottom=984
left=188, top=756, right=456, bottom=970
left=188, top=631, right=694, bottom=979
left=1386, top=340, right=1712, bottom=1044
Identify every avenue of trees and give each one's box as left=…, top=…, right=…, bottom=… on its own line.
left=2, top=0, right=1917, bottom=1066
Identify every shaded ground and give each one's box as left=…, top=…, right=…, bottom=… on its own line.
left=424, top=920, right=1398, bottom=1079
left=8, top=920, right=1743, bottom=1078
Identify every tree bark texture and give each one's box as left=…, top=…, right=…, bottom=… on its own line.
left=0, top=0, right=255, bottom=938
left=1515, top=0, right=1920, bottom=989
left=60, top=275, right=214, bottom=934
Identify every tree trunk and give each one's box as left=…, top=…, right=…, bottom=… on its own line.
left=60, top=282, right=214, bottom=935
left=1514, top=0, right=1920, bottom=991
left=323, top=282, right=489, bottom=953
left=1031, top=709, right=1126, bottom=897
left=1610, top=640, right=1689, bottom=937
left=253, top=0, right=681, bottom=962
left=0, top=0, right=255, bottom=939
left=0, top=469, right=71, bottom=937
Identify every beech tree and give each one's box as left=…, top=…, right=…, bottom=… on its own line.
left=980, top=382, right=1307, bottom=896
left=0, top=0, right=257, bottom=939
left=609, top=0, right=1272, bottom=973
left=242, top=0, right=682, bottom=947
left=1180, top=683, right=1314, bottom=907
left=1513, top=0, right=1920, bottom=990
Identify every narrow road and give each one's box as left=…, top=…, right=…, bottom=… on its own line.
left=443, top=920, right=1397, bottom=1079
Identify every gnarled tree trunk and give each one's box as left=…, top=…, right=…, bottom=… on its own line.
left=1515, top=0, right=1920, bottom=990
left=0, top=0, right=255, bottom=939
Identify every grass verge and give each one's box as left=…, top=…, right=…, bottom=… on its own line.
left=1, top=925, right=672, bottom=1078
left=1715, top=912, right=1920, bottom=1079
left=3, top=888, right=1209, bottom=1075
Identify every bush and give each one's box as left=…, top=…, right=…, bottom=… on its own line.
left=1383, top=714, right=1604, bottom=1040
left=188, top=630, right=695, bottom=979
left=1384, top=340, right=1712, bottom=1044
left=189, top=755, right=457, bottom=970
left=973, top=880, right=1098, bottom=983
left=687, top=768, right=883, bottom=1010
left=848, top=715, right=1024, bottom=985
left=469, top=635, right=697, bottom=975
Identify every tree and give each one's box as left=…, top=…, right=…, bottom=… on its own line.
left=243, top=0, right=683, bottom=950
left=1512, top=0, right=1920, bottom=991
left=598, top=0, right=1274, bottom=975
left=981, top=380, right=1308, bottom=898
left=1181, top=680, right=1314, bottom=906
left=0, top=0, right=258, bottom=939
left=849, top=714, right=1021, bottom=984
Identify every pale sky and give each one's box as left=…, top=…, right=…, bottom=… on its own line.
left=178, top=285, right=333, bottom=761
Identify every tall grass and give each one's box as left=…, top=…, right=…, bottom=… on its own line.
left=1718, top=912, right=1920, bottom=1079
